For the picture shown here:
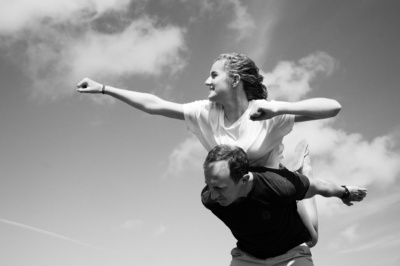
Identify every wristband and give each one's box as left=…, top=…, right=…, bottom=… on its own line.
left=341, top=185, right=350, bottom=199
left=101, top=84, right=106, bottom=94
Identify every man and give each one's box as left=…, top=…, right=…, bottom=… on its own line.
left=202, top=144, right=367, bottom=266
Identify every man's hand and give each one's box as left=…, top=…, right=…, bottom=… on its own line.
left=76, top=78, right=103, bottom=94
left=342, top=186, right=368, bottom=206
left=249, top=100, right=280, bottom=121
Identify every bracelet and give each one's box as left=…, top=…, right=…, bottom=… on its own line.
left=101, top=84, right=106, bottom=94
left=341, top=185, right=350, bottom=199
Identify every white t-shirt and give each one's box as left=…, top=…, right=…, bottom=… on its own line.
left=183, top=100, right=295, bottom=168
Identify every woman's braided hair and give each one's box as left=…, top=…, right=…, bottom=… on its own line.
left=214, top=53, right=268, bottom=100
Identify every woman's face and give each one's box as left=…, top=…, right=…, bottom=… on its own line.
left=205, top=60, right=233, bottom=103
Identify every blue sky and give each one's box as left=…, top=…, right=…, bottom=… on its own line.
left=1, top=0, right=400, bottom=265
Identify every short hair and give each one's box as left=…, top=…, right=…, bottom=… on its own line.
left=214, top=53, right=268, bottom=100
left=203, top=145, right=249, bottom=183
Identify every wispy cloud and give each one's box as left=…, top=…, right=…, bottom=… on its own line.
left=283, top=120, right=400, bottom=187
left=263, top=51, right=337, bottom=101
left=0, top=0, right=131, bottom=34
left=0, top=0, right=186, bottom=100
left=0, top=218, right=112, bottom=253
left=225, top=0, right=256, bottom=41
left=163, top=137, right=206, bottom=178
left=183, top=0, right=256, bottom=41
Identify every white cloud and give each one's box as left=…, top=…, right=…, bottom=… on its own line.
left=70, top=16, right=186, bottom=78
left=281, top=119, right=400, bottom=218
left=0, top=0, right=186, bottom=99
left=0, top=0, right=131, bottom=34
left=182, top=0, right=255, bottom=41
left=225, top=0, right=256, bottom=41
left=283, top=120, right=400, bottom=188
left=163, top=137, right=207, bottom=178
left=263, top=51, right=337, bottom=101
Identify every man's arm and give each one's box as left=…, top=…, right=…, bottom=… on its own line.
left=76, top=78, right=185, bottom=120
left=249, top=98, right=342, bottom=122
left=304, top=178, right=368, bottom=206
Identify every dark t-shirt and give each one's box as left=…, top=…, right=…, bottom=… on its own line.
left=201, top=166, right=311, bottom=259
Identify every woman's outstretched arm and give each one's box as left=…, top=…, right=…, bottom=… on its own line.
left=249, top=98, right=342, bottom=122
left=77, top=78, right=184, bottom=120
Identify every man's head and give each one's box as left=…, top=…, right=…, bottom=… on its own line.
left=203, top=145, right=250, bottom=206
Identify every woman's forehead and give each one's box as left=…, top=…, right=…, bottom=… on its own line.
left=210, top=60, right=226, bottom=72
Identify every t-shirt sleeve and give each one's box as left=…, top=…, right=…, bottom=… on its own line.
left=183, top=100, right=209, bottom=134
left=287, top=172, right=310, bottom=201
left=270, top=104, right=295, bottom=138
left=256, top=170, right=310, bottom=202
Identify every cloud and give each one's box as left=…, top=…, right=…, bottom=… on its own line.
left=0, top=0, right=186, bottom=99
left=0, top=0, right=131, bottom=34
left=163, top=137, right=206, bottom=178
left=281, top=119, right=400, bottom=218
left=70, top=16, right=186, bottom=77
left=225, top=0, right=256, bottom=41
left=263, top=51, right=337, bottom=101
left=283, top=120, right=400, bottom=188
left=182, top=0, right=255, bottom=41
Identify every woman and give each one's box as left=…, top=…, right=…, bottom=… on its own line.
left=77, top=53, right=341, bottom=247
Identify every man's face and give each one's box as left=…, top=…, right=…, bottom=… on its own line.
left=204, top=160, right=244, bottom=206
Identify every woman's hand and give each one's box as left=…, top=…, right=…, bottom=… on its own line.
left=249, top=100, right=280, bottom=121
left=76, top=78, right=103, bottom=94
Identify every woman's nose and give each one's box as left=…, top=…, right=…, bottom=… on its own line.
left=205, top=77, right=212, bottom=86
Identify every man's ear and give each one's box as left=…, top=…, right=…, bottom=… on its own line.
left=241, top=173, right=250, bottom=183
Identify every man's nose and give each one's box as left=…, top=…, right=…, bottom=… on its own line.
left=210, top=190, right=218, bottom=200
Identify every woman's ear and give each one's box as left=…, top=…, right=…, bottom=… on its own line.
left=232, top=74, right=241, bottom=87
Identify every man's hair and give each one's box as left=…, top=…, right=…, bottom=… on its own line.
left=214, top=53, right=268, bottom=100
left=203, top=145, right=249, bottom=183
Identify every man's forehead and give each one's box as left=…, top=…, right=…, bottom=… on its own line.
left=207, top=160, right=229, bottom=173
left=205, top=161, right=230, bottom=182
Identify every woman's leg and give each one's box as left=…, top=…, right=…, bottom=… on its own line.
left=293, top=140, right=318, bottom=248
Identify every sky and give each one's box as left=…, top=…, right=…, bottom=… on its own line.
left=1, top=0, right=400, bottom=265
